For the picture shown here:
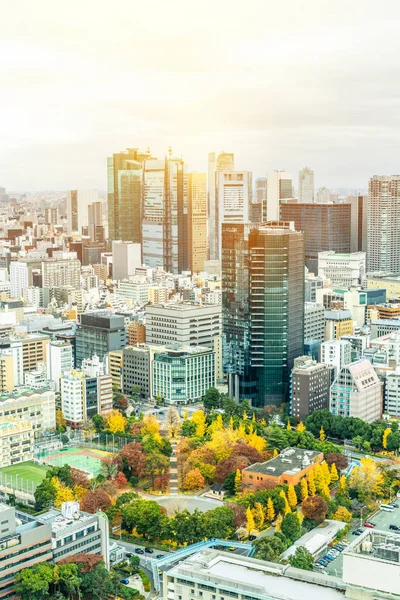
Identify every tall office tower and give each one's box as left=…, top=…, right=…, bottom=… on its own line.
left=298, top=167, right=314, bottom=203
left=222, top=222, right=304, bottom=407
left=291, top=356, right=332, bottom=419
left=264, top=170, right=293, bottom=221
left=107, top=147, right=152, bottom=243
left=142, top=154, right=187, bottom=274
left=316, top=186, right=331, bottom=203
left=112, top=240, right=142, bottom=281
left=75, top=312, right=127, bottom=367
left=255, top=177, right=267, bottom=204
left=280, top=201, right=351, bottom=273
left=208, top=152, right=234, bottom=261
left=348, top=195, right=368, bottom=253
left=367, top=175, right=400, bottom=272
left=67, top=190, right=98, bottom=234
left=10, top=262, right=28, bottom=298
left=49, top=340, right=73, bottom=391
left=41, top=258, right=81, bottom=288
left=215, top=171, right=252, bottom=259
left=44, top=207, right=58, bottom=226
left=88, top=201, right=103, bottom=241
left=187, top=173, right=207, bottom=273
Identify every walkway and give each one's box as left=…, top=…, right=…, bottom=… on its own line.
left=169, top=442, right=178, bottom=495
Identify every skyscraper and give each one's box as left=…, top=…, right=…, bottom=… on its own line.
left=215, top=170, right=252, bottom=259
left=264, top=170, right=292, bottom=221
left=298, top=167, right=314, bottom=203
left=112, top=240, right=142, bottom=281
left=88, top=201, right=103, bottom=241
left=66, top=190, right=98, bottom=234
left=208, top=152, right=234, bottom=261
left=222, top=221, right=304, bottom=407
left=188, top=173, right=207, bottom=273
left=255, top=177, right=267, bottom=204
left=280, top=201, right=351, bottom=273
left=107, top=148, right=152, bottom=243
left=348, top=195, right=368, bottom=252
left=10, top=262, right=28, bottom=298
left=367, top=175, right=400, bottom=272
left=142, top=153, right=187, bottom=274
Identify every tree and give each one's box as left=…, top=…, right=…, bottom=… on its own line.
left=116, top=397, right=129, bottom=412
left=120, top=442, right=147, bottom=478
left=204, top=506, right=235, bottom=539
left=266, top=497, right=275, bottom=522
left=254, top=535, right=285, bottom=561
left=226, top=503, right=247, bottom=528
left=59, top=554, right=103, bottom=573
left=154, top=474, right=170, bottom=491
left=100, top=454, right=121, bottom=479
left=35, top=478, right=57, bottom=509
left=289, top=546, right=314, bottom=571
left=183, top=468, right=205, bottom=491
left=142, top=414, right=160, bottom=437
left=338, top=474, right=347, bottom=496
left=296, top=421, right=306, bottom=433
left=231, top=441, right=264, bottom=463
left=121, top=499, right=168, bottom=539
left=15, top=562, right=54, bottom=600
left=92, top=414, right=105, bottom=432
left=115, top=472, right=128, bottom=488
left=246, top=506, right=255, bottom=534
left=307, top=470, right=316, bottom=496
left=70, top=468, right=89, bottom=489
left=287, top=484, right=297, bottom=509
left=234, top=469, right=242, bottom=494
left=281, top=512, right=302, bottom=543
left=275, top=513, right=283, bottom=532
left=166, top=406, right=181, bottom=437
left=58, top=563, right=81, bottom=599
left=314, top=464, right=325, bottom=492
left=52, top=477, right=75, bottom=508
left=146, top=451, right=169, bottom=488
left=325, top=452, right=348, bottom=471
left=56, top=410, right=67, bottom=432
left=106, top=409, right=127, bottom=434
left=280, top=490, right=291, bottom=515
left=192, top=410, right=207, bottom=437
left=300, top=478, right=308, bottom=501
left=349, top=457, right=384, bottom=500
left=81, top=489, right=112, bottom=513
left=302, top=495, right=328, bottom=522
left=332, top=506, right=352, bottom=522
left=319, top=427, right=326, bottom=441
left=321, top=461, right=331, bottom=485
left=253, top=502, right=265, bottom=529
left=80, top=564, right=114, bottom=600
left=202, top=387, right=221, bottom=410
left=330, top=463, right=339, bottom=482
left=383, top=427, right=392, bottom=449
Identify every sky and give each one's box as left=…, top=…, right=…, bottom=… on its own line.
left=1, top=0, right=400, bottom=191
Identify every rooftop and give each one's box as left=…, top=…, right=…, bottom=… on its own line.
left=243, top=447, right=322, bottom=477
left=283, top=520, right=346, bottom=558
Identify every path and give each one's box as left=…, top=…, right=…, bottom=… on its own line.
left=169, top=442, right=178, bottom=495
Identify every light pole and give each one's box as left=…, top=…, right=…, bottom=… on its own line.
left=15, top=474, right=19, bottom=493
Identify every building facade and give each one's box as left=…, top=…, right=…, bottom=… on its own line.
left=208, top=151, right=235, bottom=261
left=290, top=356, right=332, bottom=419
left=187, top=172, right=207, bottom=273
left=330, top=359, right=382, bottom=422
left=242, top=448, right=324, bottom=488
left=112, top=241, right=142, bottom=282
left=367, top=175, right=400, bottom=272
left=76, top=312, right=127, bottom=367
left=298, top=166, right=314, bottom=203
left=264, top=170, right=292, bottom=221
left=67, top=189, right=98, bottom=234
left=318, top=252, right=366, bottom=288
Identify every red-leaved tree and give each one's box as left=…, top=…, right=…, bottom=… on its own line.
left=81, top=489, right=112, bottom=514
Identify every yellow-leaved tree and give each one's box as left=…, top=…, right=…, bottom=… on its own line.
left=253, top=502, right=265, bottom=529
left=314, top=464, right=325, bottom=492
left=192, top=410, right=207, bottom=438
left=275, top=513, right=283, bottom=532
left=266, top=497, right=275, bottom=522
left=287, top=420, right=292, bottom=431
left=319, top=427, right=326, bottom=441
left=349, top=457, right=384, bottom=500
left=51, top=477, right=75, bottom=508
left=332, top=506, right=352, bottom=523
left=287, top=484, right=297, bottom=509
left=330, top=463, right=339, bottom=482
left=280, top=490, right=291, bottom=514
left=246, top=506, right=255, bottom=534
left=234, top=469, right=242, bottom=495
left=208, top=413, right=224, bottom=433
left=382, top=427, right=392, bottom=449
left=273, top=448, right=279, bottom=457
left=296, top=421, right=306, bottom=433
left=106, top=409, right=127, bottom=434
left=307, top=470, right=316, bottom=496
left=338, top=474, right=347, bottom=496
left=300, top=477, right=309, bottom=501
left=321, top=461, right=331, bottom=485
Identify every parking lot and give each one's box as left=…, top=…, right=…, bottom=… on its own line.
left=322, top=502, right=400, bottom=577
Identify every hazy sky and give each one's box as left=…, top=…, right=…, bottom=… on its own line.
left=1, top=0, right=400, bottom=191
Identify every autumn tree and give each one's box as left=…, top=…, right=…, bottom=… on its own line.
left=106, top=409, right=127, bottom=434
left=116, top=397, right=129, bottom=413
left=253, top=502, right=265, bottom=529
left=332, top=506, right=352, bottom=522
left=246, top=506, right=255, bottom=534
left=321, top=461, right=331, bottom=485
left=192, top=410, right=207, bottom=437
left=234, top=469, right=242, bottom=494
left=287, top=484, right=297, bottom=509
left=100, top=454, right=121, bottom=479
left=325, top=452, right=348, bottom=471
left=215, top=456, right=249, bottom=483
left=307, top=470, right=316, bottom=495
left=59, top=554, right=103, bottom=573
left=383, top=427, right=391, bottom=449
left=330, top=463, right=339, bottom=482
left=56, top=410, right=67, bottom=432
left=51, top=477, right=75, bottom=508
left=349, top=457, right=384, bottom=501
left=154, top=475, right=170, bottom=492
left=302, top=495, right=328, bottom=522
left=296, top=422, right=306, bottom=433
left=319, top=427, right=326, bottom=441
left=280, top=490, right=291, bottom=515
left=338, top=474, right=347, bottom=496
left=300, top=478, right=308, bottom=501
left=70, top=468, right=90, bottom=489
left=266, top=497, right=275, bottom=522
left=120, top=442, right=147, bottom=478
left=231, top=441, right=263, bottom=463
left=166, top=406, right=181, bottom=437
left=226, top=503, right=246, bottom=528
left=146, top=451, right=169, bottom=488
left=183, top=469, right=205, bottom=491
left=115, top=472, right=128, bottom=488
left=81, top=489, right=112, bottom=513
left=275, top=513, right=283, bottom=532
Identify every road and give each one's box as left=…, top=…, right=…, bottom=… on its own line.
left=112, top=539, right=170, bottom=569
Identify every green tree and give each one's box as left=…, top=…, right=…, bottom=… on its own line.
left=92, top=414, right=105, bottom=432
left=81, top=564, right=114, bottom=600
left=222, top=396, right=238, bottom=415
left=169, top=509, right=205, bottom=545
left=58, top=563, right=81, bottom=600
left=202, top=387, right=221, bottom=410
left=15, top=562, right=54, bottom=600
left=204, top=506, right=235, bottom=539
left=34, top=478, right=57, bottom=509
left=288, top=546, right=314, bottom=571
left=121, top=499, right=169, bottom=539
left=254, top=535, right=285, bottom=561
left=281, top=512, right=302, bottom=543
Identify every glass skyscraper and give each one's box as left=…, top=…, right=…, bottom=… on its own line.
left=222, top=222, right=305, bottom=407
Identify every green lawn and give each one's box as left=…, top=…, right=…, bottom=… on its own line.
left=0, top=461, right=48, bottom=485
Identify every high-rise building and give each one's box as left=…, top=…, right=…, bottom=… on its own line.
left=215, top=170, right=252, bottom=259
left=10, top=261, right=28, bottom=298
left=107, top=147, right=152, bottom=243
left=44, top=207, right=58, bottom=226
left=330, top=359, right=382, bottom=422
left=290, top=356, right=332, bottom=419
left=127, top=321, right=146, bottom=346
left=316, top=186, right=331, bottom=203
left=280, top=201, right=351, bottom=273
left=208, top=152, right=234, bottom=261
left=367, top=175, right=400, bottom=272
left=298, top=167, right=314, bottom=203
left=66, top=190, right=98, bottom=234
left=41, top=258, right=81, bottom=289
left=304, top=302, right=325, bottom=344
left=88, top=201, right=103, bottom=241
left=222, top=222, right=304, bottom=407
left=142, top=155, right=187, bottom=273
left=112, top=241, right=142, bottom=281
left=255, top=177, right=267, bottom=205
left=187, top=173, right=207, bottom=273
left=264, top=170, right=292, bottom=221
left=75, top=312, right=127, bottom=367
left=319, top=339, right=352, bottom=376
left=348, top=195, right=368, bottom=253
left=49, top=340, right=73, bottom=391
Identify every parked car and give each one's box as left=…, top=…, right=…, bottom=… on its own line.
left=352, top=529, right=363, bottom=536
left=390, top=503, right=399, bottom=508
left=145, top=548, right=154, bottom=554
left=135, top=548, right=144, bottom=554
left=365, top=521, right=376, bottom=526
left=156, top=554, right=164, bottom=559
left=318, top=559, right=329, bottom=566
left=363, top=522, right=375, bottom=528
left=322, top=555, right=334, bottom=562
left=125, top=553, right=133, bottom=558
left=120, top=579, right=130, bottom=585
left=389, top=524, right=399, bottom=531
left=248, top=535, right=257, bottom=541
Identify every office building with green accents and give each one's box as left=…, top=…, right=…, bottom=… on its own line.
left=222, top=222, right=304, bottom=407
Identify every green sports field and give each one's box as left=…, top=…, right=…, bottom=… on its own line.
left=0, top=461, right=48, bottom=485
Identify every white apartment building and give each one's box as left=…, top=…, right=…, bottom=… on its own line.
left=116, top=278, right=151, bottom=305
left=0, top=387, right=56, bottom=434
left=112, top=241, right=142, bottom=282
left=148, top=286, right=169, bottom=304
left=319, top=339, right=352, bottom=376
left=330, top=359, right=382, bottom=422
left=49, top=340, right=74, bottom=391
left=318, top=251, right=366, bottom=288
left=298, top=166, right=314, bottom=203
left=367, top=175, right=400, bottom=273
left=60, top=373, right=85, bottom=427
left=385, top=369, right=400, bottom=417
left=24, top=362, right=49, bottom=389
left=23, top=286, right=50, bottom=308
left=66, top=189, right=98, bottom=234
left=82, top=354, right=106, bottom=377
left=10, top=262, right=28, bottom=298
left=0, top=419, right=34, bottom=466
left=41, top=259, right=81, bottom=289
left=215, top=170, right=251, bottom=259
left=304, top=302, right=325, bottom=343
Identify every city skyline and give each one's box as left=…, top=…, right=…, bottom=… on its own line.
left=2, top=0, right=400, bottom=190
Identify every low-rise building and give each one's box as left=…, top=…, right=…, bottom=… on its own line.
left=282, top=520, right=346, bottom=559
left=330, top=359, right=382, bottom=422
left=324, top=309, right=353, bottom=340
left=320, top=339, right=352, bottom=376
left=318, top=251, right=366, bottom=288
left=241, top=447, right=324, bottom=489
